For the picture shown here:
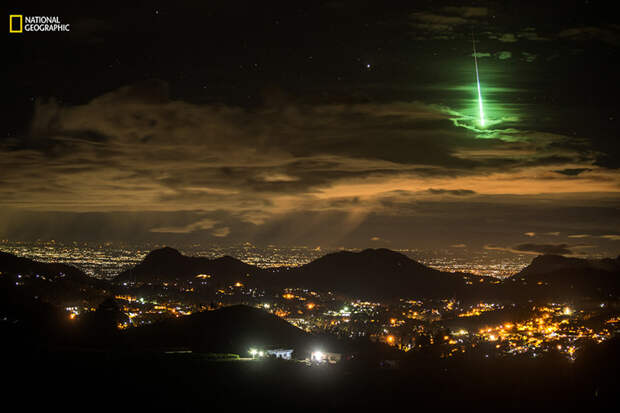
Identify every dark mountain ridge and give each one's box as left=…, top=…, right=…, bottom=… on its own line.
left=285, top=248, right=488, bottom=298
left=114, top=246, right=494, bottom=299
left=0, top=250, right=107, bottom=304
left=514, top=254, right=620, bottom=278
left=122, top=304, right=312, bottom=353
left=0, top=250, right=91, bottom=283
left=116, top=246, right=266, bottom=284
left=113, top=247, right=620, bottom=300
left=510, top=254, right=620, bottom=298
left=5, top=247, right=619, bottom=304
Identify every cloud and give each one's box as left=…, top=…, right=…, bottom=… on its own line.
left=601, top=235, right=620, bottom=241
left=427, top=189, right=476, bottom=196
left=497, top=51, right=512, bottom=60
left=410, top=12, right=467, bottom=31
left=451, top=243, right=467, bottom=248
left=514, top=243, right=572, bottom=255
left=441, top=7, right=487, bottom=18
left=557, top=26, right=620, bottom=46
left=212, top=226, right=231, bottom=237
left=409, top=7, right=486, bottom=39
left=517, top=28, right=549, bottom=41
left=568, top=234, right=590, bottom=238
left=1, top=80, right=619, bottom=250
left=486, top=243, right=574, bottom=255
left=5, top=80, right=614, bottom=218
left=522, top=52, right=537, bottom=62
left=150, top=218, right=217, bottom=234
left=524, top=232, right=536, bottom=237
left=497, top=33, right=517, bottom=43
left=486, top=25, right=554, bottom=44
left=554, top=168, right=592, bottom=176
left=408, top=8, right=618, bottom=47
left=486, top=242, right=597, bottom=256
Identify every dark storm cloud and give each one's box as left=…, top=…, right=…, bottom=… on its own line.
left=554, top=168, right=592, bottom=176
left=409, top=6, right=487, bottom=39
left=485, top=242, right=596, bottom=256
left=513, top=243, right=573, bottom=255
left=407, top=0, right=617, bottom=58
left=427, top=189, right=476, bottom=196
left=557, top=26, right=620, bottom=46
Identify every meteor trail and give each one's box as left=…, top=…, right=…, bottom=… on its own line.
left=472, top=35, right=485, bottom=127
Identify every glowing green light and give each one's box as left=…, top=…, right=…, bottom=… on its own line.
left=472, top=36, right=485, bottom=127
left=475, top=74, right=485, bottom=127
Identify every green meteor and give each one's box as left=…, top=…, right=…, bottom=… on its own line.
left=472, top=36, right=485, bottom=127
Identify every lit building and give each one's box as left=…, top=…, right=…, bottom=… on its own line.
left=266, top=349, right=294, bottom=359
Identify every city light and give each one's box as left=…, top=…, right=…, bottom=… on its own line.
left=311, top=351, right=325, bottom=362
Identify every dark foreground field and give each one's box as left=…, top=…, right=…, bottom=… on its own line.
left=5, top=342, right=620, bottom=412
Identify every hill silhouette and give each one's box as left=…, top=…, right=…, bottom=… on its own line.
left=286, top=248, right=490, bottom=299
left=0, top=250, right=91, bottom=283
left=116, top=247, right=266, bottom=285
left=114, top=247, right=493, bottom=299
left=0, top=250, right=107, bottom=304
left=509, top=254, right=620, bottom=299
left=122, top=304, right=312, bottom=354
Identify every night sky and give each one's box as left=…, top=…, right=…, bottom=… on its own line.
left=4, top=1, right=620, bottom=255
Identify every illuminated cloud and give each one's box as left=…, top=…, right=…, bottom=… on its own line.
left=497, top=51, right=512, bottom=60
left=4, top=80, right=615, bottom=217
left=0, top=80, right=618, bottom=249
left=150, top=218, right=217, bottom=234
left=212, top=227, right=231, bottom=237
left=497, top=34, right=517, bottom=43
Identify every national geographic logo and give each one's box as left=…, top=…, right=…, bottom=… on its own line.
left=9, top=15, right=71, bottom=33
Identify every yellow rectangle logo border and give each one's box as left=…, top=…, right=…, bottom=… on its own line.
left=9, top=14, right=23, bottom=33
